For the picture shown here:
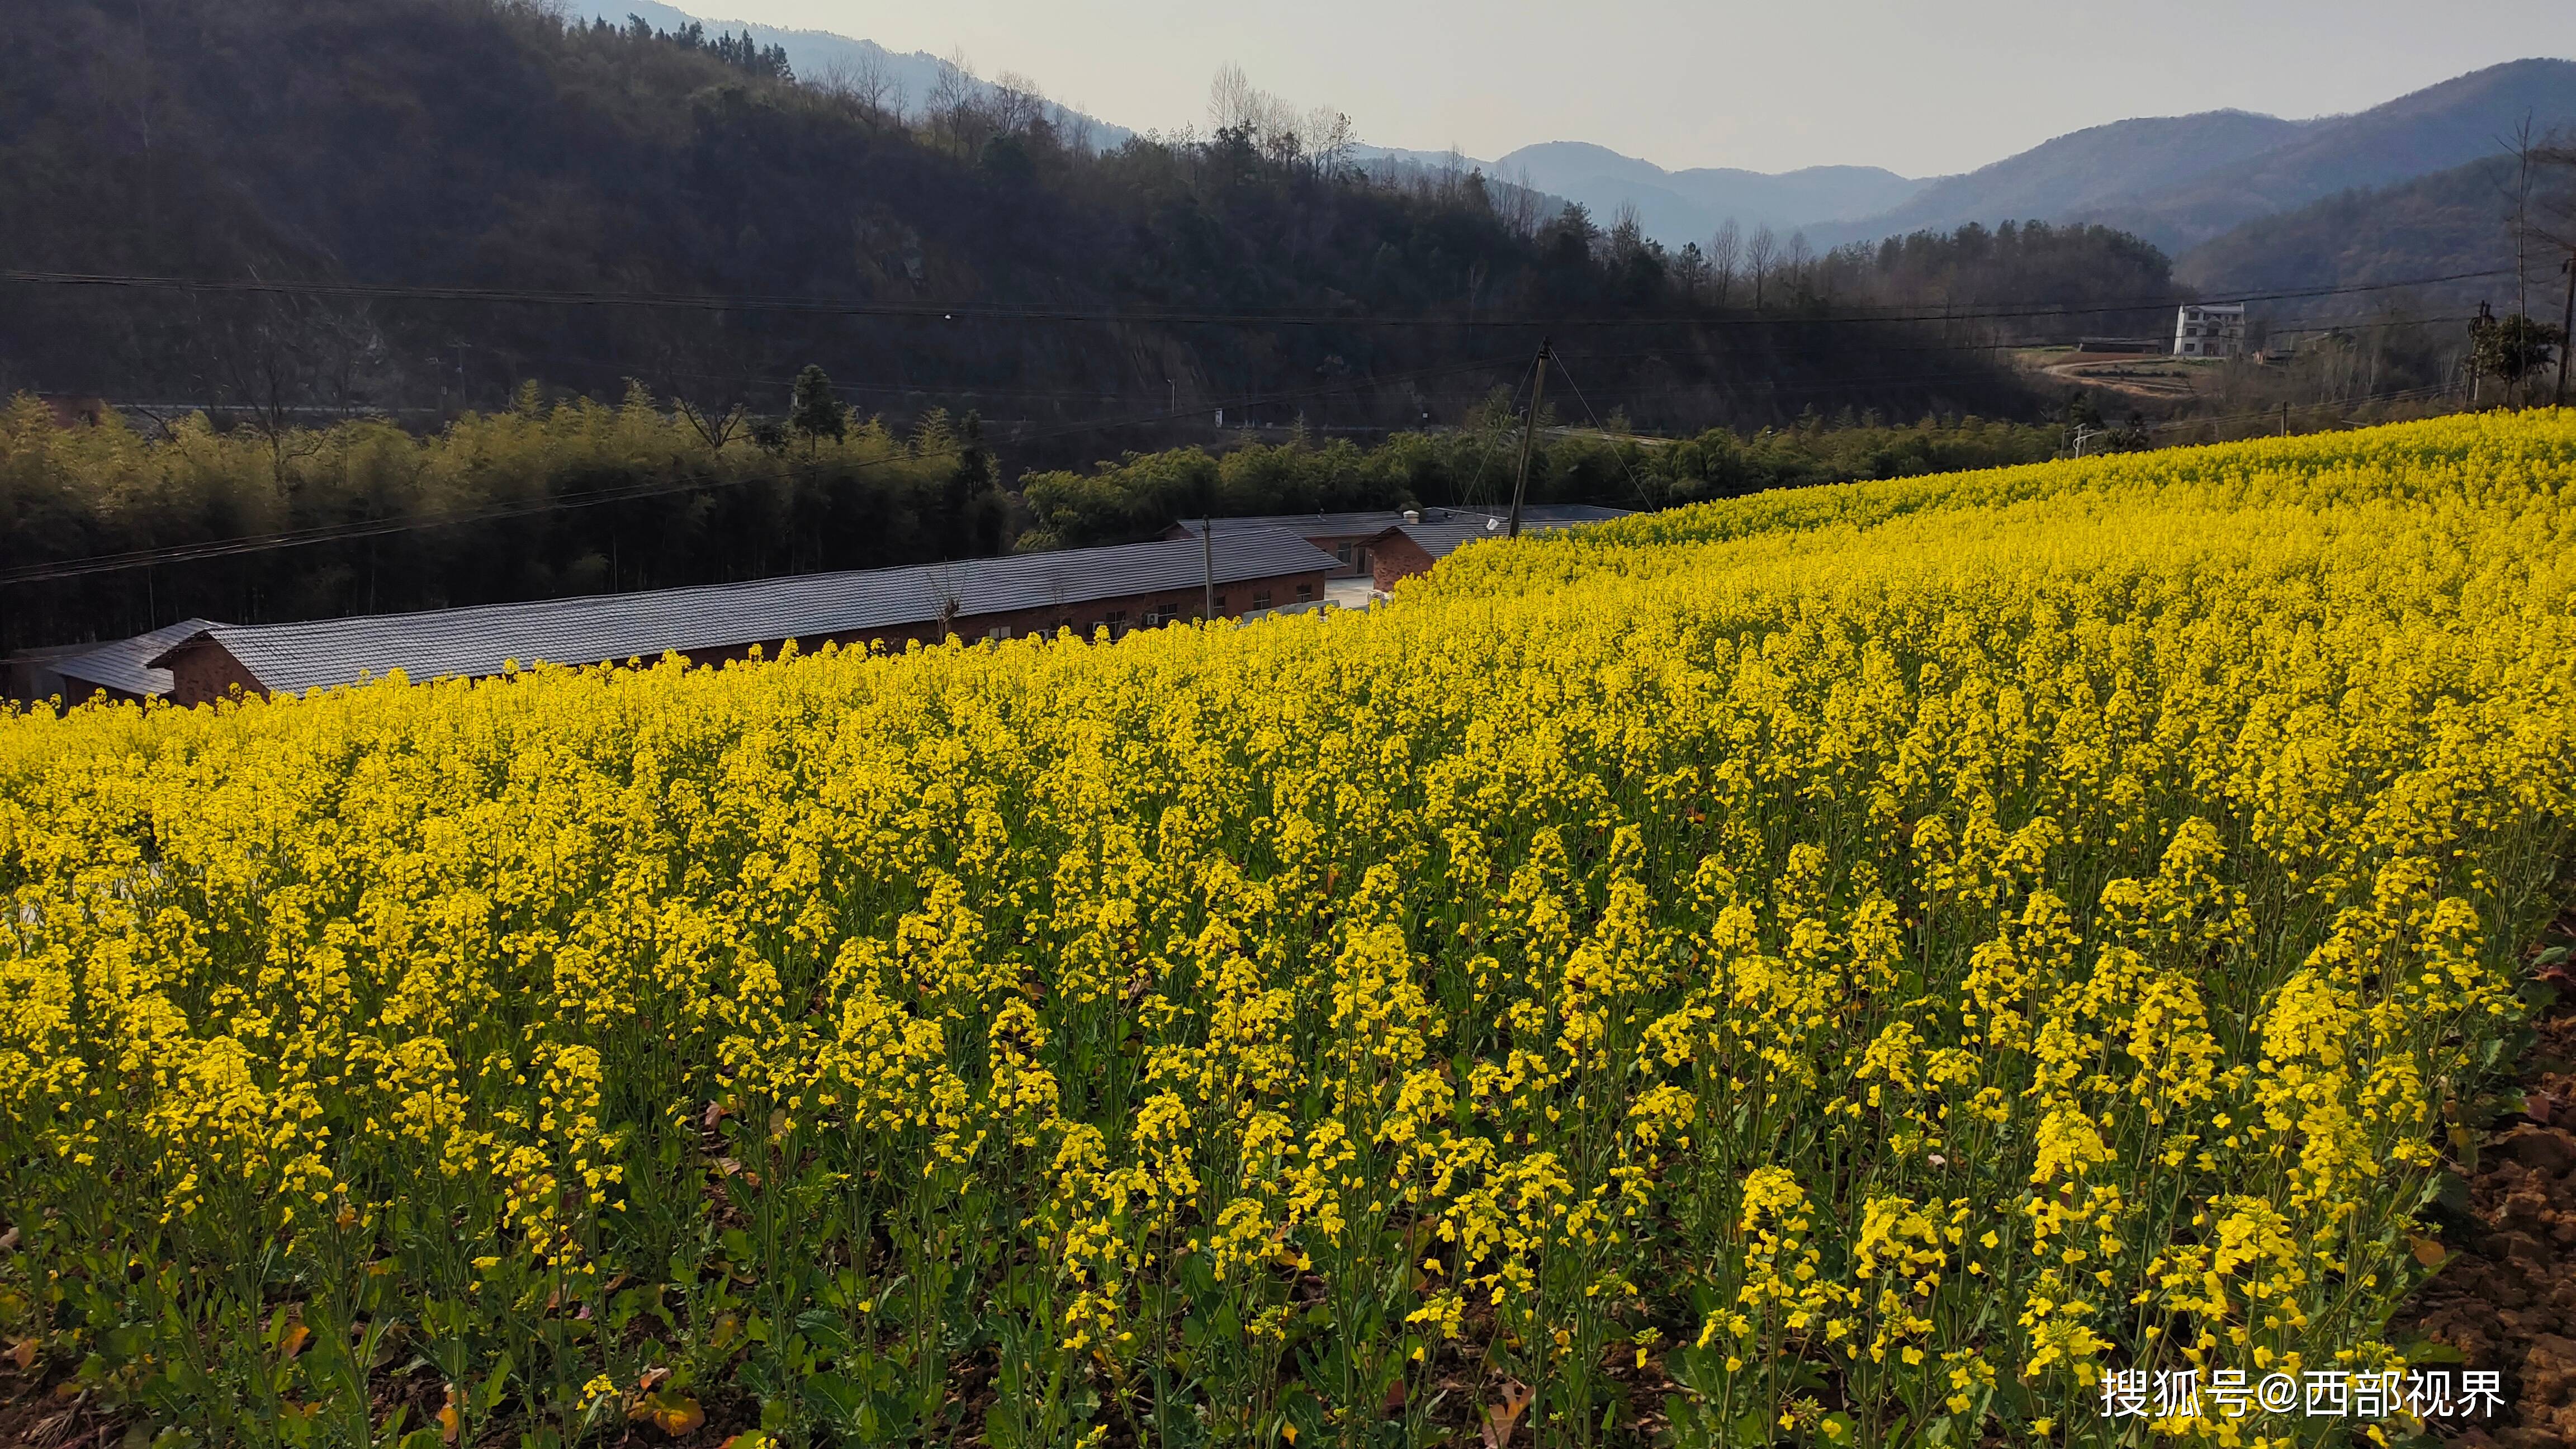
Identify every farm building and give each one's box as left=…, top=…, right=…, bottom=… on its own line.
left=1, top=642, right=91, bottom=709
left=1168, top=504, right=1627, bottom=577
left=1359, top=512, right=1608, bottom=591
left=3, top=619, right=225, bottom=708
left=143, top=531, right=1338, bottom=704
left=59, top=619, right=226, bottom=704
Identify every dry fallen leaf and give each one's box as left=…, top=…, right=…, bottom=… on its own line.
left=1481, top=1379, right=1535, bottom=1449
left=281, top=1322, right=311, bottom=1358
left=2411, top=1235, right=2448, bottom=1266
left=645, top=1390, right=704, bottom=1436
left=7, top=1337, right=36, bottom=1371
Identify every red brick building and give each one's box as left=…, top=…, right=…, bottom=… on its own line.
left=1168, top=504, right=1628, bottom=579
left=1360, top=513, right=1612, bottom=592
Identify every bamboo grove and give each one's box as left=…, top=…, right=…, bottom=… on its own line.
left=4, top=412, right=2575, bottom=1447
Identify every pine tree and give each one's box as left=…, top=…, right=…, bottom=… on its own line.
left=789, top=365, right=844, bottom=455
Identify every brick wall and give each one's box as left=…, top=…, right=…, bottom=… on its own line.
left=1368, top=534, right=1439, bottom=593
left=160, top=638, right=267, bottom=706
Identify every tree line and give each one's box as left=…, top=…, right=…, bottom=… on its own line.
left=1, top=380, right=1005, bottom=652
left=1017, top=396, right=2067, bottom=551
left=3, top=374, right=2087, bottom=651
left=3, top=0, right=2047, bottom=440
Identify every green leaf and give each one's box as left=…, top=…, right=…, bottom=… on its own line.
left=803, top=1371, right=864, bottom=1429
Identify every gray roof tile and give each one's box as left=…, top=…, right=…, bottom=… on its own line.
left=57, top=618, right=226, bottom=698
left=158, top=531, right=1337, bottom=694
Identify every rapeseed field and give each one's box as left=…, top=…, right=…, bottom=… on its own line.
left=4, top=412, right=2573, bottom=1448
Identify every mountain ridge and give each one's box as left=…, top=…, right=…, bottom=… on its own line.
left=564, top=0, right=1136, bottom=149
left=588, top=2, right=2569, bottom=271
left=1481, top=140, right=1924, bottom=243
left=2090, top=58, right=2576, bottom=250
left=1801, top=110, right=2311, bottom=251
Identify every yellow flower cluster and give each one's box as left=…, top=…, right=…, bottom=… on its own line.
left=3, top=411, right=2572, bottom=1447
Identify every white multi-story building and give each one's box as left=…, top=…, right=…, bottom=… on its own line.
left=2174, top=304, right=2245, bottom=358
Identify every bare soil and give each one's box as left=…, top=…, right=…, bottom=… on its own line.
left=2398, top=930, right=2576, bottom=1448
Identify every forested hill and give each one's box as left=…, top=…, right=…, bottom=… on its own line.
left=0, top=0, right=2042, bottom=439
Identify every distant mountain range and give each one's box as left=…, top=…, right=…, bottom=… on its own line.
left=1517, top=58, right=2573, bottom=259
left=1800, top=111, right=2307, bottom=251
left=592, top=5, right=2572, bottom=281
left=1465, top=141, right=1921, bottom=247
left=564, top=0, right=1135, bottom=149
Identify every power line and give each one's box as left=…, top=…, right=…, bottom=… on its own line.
left=1540, top=350, right=1663, bottom=510
left=0, top=266, right=2517, bottom=332
left=0, top=353, right=1524, bottom=586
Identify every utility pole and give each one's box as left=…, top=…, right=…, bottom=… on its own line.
left=1201, top=509, right=1216, bottom=621
left=1508, top=339, right=1551, bottom=539
left=2280, top=400, right=2289, bottom=436
left=2559, top=257, right=2573, bottom=409
left=2469, top=302, right=2492, bottom=407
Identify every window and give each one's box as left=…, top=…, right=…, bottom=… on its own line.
left=1296, top=583, right=1314, bottom=602
left=985, top=624, right=1012, bottom=641
left=1103, top=609, right=1128, bottom=636
left=1334, top=543, right=1354, bottom=564
left=1213, top=593, right=1227, bottom=610
left=1252, top=590, right=1272, bottom=610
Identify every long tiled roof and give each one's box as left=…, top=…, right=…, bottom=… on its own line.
left=1176, top=503, right=1628, bottom=537
left=153, top=531, right=1337, bottom=695
left=56, top=618, right=226, bottom=698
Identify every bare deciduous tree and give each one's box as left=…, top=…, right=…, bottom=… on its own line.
left=928, top=48, right=977, bottom=153
left=989, top=70, right=1048, bottom=135
left=1710, top=218, right=1741, bottom=304
left=1303, top=106, right=1356, bottom=178
left=1498, top=166, right=1544, bottom=238
left=842, top=51, right=898, bottom=126
left=1745, top=224, right=1778, bottom=309
left=1208, top=63, right=1259, bottom=135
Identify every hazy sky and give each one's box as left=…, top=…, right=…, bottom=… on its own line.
left=701, top=0, right=2575, bottom=177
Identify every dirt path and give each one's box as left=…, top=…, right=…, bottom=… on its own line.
left=2398, top=928, right=2576, bottom=1447
left=2030, top=355, right=2204, bottom=402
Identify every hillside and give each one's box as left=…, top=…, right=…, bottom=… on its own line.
left=0, top=0, right=2035, bottom=440
left=566, top=0, right=1135, bottom=149
left=1817, top=59, right=2576, bottom=254
left=1486, top=141, right=1923, bottom=247
left=1807, top=110, right=2307, bottom=249
left=2106, top=58, right=2576, bottom=250
left=2174, top=155, right=2528, bottom=322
